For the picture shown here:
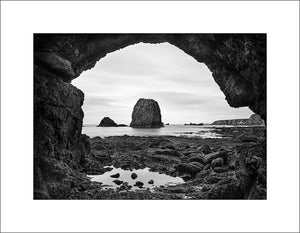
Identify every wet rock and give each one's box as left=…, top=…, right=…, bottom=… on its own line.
left=237, top=134, right=258, bottom=142
left=197, top=144, right=212, bottom=154
left=213, top=167, right=229, bottom=173
left=189, top=162, right=204, bottom=169
left=155, top=149, right=181, bottom=157
left=113, top=180, right=123, bottom=185
left=148, top=179, right=154, bottom=184
left=131, top=173, right=138, bottom=179
left=133, top=181, right=144, bottom=188
left=130, top=98, right=163, bottom=128
left=211, top=158, right=224, bottom=168
left=187, top=154, right=206, bottom=164
left=110, top=173, right=120, bottom=178
left=175, top=163, right=203, bottom=177
left=98, top=117, right=118, bottom=127
left=202, top=151, right=228, bottom=164
left=203, top=164, right=212, bottom=171
left=165, top=144, right=175, bottom=150
left=207, top=181, right=244, bottom=199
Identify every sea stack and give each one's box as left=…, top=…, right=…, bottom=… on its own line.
left=130, top=98, right=163, bottom=128
left=98, top=117, right=118, bottom=127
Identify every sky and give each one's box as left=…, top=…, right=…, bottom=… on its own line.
left=71, top=42, right=253, bottom=125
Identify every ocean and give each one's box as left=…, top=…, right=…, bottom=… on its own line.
left=82, top=124, right=224, bottom=138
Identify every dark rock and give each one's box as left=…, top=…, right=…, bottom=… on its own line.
left=211, top=158, right=224, bottom=168
left=110, top=173, right=120, bottom=178
left=148, top=179, right=154, bottom=184
left=203, top=164, right=212, bottom=171
left=98, top=117, right=118, bottom=127
left=130, top=98, right=163, bottom=128
left=113, top=180, right=123, bottom=185
left=187, top=154, right=206, bottom=164
left=236, top=134, right=258, bottom=142
left=202, top=151, right=228, bottom=164
left=213, top=167, right=229, bottom=173
left=197, top=145, right=212, bottom=154
left=189, top=162, right=204, bottom=169
left=165, top=144, right=175, bottom=150
left=155, top=149, right=181, bottom=157
left=133, top=181, right=144, bottom=188
left=207, top=181, right=244, bottom=199
left=175, top=163, right=203, bottom=177
left=131, top=173, right=137, bottom=179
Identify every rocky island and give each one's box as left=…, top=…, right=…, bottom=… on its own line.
left=130, top=98, right=164, bottom=128
left=98, top=117, right=127, bottom=127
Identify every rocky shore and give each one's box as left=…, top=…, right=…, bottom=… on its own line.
left=51, top=126, right=266, bottom=200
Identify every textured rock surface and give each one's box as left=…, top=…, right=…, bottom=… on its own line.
left=212, top=114, right=264, bottom=125
left=130, top=98, right=163, bottom=128
left=34, top=34, right=266, bottom=198
left=98, top=117, right=118, bottom=127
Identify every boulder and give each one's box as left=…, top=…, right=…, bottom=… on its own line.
left=197, top=144, right=212, bottom=154
left=155, top=149, right=181, bottom=157
left=110, top=173, right=120, bottom=178
left=133, top=181, right=144, bottom=188
left=98, top=117, right=118, bottom=127
left=187, top=154, right=206, bottom=164
left=131, top=173, right=137, bottom=179
left=130, top=98, right=163, bottom=128
left=148, top=179, right=154, bottom=184
left=202, top=151, right=228, bottom=164
left=113, top=180, right=123, bottom=185
left=211, top=158, right=224, bottom=168
left=175, top=163, right=203, bottom=177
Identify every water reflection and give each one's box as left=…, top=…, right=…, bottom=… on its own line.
left=88, top=166, right=184, bottom=190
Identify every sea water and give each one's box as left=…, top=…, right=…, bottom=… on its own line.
left=82, top=124, right=223, bottom=138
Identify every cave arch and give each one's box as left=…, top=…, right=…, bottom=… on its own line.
left=34, top=34, right=266, bottom=198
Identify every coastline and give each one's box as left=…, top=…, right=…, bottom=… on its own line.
left=62, top=126, right=266, bottom=199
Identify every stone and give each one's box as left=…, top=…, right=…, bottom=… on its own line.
left=133, top=181, right=144, bottom=188
left=131, top=173, right=137, bottom=179
left=148, top=179, right=154, bottom=184
left=113, top=180, right=123, bottom=185
left=213, top=167, right=228, bottom=173
left=155, top=149, right=181, bottom=157
left=187, top=154, right=206, bottom=164
left=211, top=158, right=224, bottom=168
left=110, top=173, right=120, bottom=178
left=197, top=145, right=212, bottom=154
left=202, top=151, right=228, bottom=164
left=175, top=163, right=203, bottom=177
left=98, top=117, right=118, bottom=127
left=130, top=98, right=163, bottom=128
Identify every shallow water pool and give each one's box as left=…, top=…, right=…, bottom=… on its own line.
left=88, top=166, right=184, bottom=190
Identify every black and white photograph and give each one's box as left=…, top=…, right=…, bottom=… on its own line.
left=1, top=1, right=299, bottom=232
left=34, top=33, right=267, bottom=200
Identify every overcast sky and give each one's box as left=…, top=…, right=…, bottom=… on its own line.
left=72, top=43, right=253, bottom=125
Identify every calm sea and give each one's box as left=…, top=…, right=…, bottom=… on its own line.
left=82, top=124, right=223, bottom=138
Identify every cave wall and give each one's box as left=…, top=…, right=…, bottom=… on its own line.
left=34, top=34, right=266, bottom=198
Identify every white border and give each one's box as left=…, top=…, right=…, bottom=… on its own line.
left=1, top=1, right=299, bottom=232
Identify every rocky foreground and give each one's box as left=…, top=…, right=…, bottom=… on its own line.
left=54, top=126, right=266, bottom=200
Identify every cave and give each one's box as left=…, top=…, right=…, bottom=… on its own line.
left=34, top=34, right=266, bottom=199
